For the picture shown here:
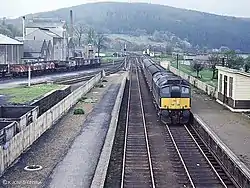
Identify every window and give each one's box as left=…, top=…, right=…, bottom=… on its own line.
left=219, top=74, right=222, bottom=92
left=181, top=87, right=189, bottom=94
left=161, top=87, right=170, bottom=94
left=229, top=77, right=233, bottom=97
left=171, top=86, right=180, bottom=91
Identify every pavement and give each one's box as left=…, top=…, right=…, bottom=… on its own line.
left=191, top=87, right=250, bottom=169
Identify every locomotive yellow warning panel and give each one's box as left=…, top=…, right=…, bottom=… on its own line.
left=161, top=98, right=190, bottom=109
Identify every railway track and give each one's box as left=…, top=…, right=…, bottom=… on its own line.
left=8, top=60, right=125, bottom=88
left=57, top=60, right=125, bottom=85
left=107, top=56, right=237, bottom=188
left=121, top=61, right=155, bottom=187
left=166, top=124, right=236, bottom=188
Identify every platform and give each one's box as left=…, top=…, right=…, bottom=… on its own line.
left=191, top=87, right=250, bottom=169
left=0, top=72, right=126, bottom=188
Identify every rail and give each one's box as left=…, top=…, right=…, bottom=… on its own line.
left=120, top=61, right=155, bottom=188
left=166, top=124, right=235, bottom=188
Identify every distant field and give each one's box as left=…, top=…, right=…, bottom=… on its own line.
left=0, top=84, right=64, bottom=104
left=171, top=62, right=217, bottom=87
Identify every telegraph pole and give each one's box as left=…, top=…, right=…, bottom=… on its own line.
left=124, top=43, right=127, bottom=70
left=28, top=64, right=31, bottom=87
left=176, top=54, right=179, bottom=69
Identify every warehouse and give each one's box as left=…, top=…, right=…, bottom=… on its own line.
left=0, top=34, right=23, bottom=65
left=216, top=65, right=250, bottom=112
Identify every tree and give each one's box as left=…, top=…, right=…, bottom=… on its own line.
left=192, top=61, right=204, bottom=78
left=208, top=53, right=219, bottom=80
left=224, top=50, right=237, bottom=68
left=94, top=33, right=106, bottom=57
left=87, top=28, right=95, bottom=45
left=234, top=56, right=244, bottom=69
left=244, top=56, right=250, bottom=72
left=74, top=24, right=85, bottom=47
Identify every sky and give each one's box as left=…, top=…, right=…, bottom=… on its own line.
left=0, top=0, right=250, bottom=18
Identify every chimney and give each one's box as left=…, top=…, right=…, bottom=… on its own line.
left=70, top=10, right=73, bottom=38
left=22, top=16, right=26, bottom=41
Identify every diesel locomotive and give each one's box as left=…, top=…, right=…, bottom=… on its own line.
left=141, top=58, right=191, bottom=124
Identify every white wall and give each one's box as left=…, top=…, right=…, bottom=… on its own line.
left=234, top=74, right=250, bottom=100
left=169, top=66, right=218, bottom=99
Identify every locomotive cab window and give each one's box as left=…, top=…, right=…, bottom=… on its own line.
left=181, top=86, right=190, bottom=97
left=160, top=87, right=170, bottom=97
left=181, top=87, right=189, bottom=94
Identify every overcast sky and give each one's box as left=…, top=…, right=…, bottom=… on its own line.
left=1, top=0, right=249, bottom=18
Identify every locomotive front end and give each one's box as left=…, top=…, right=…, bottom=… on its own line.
left=159, top=84, right=191, bottom=125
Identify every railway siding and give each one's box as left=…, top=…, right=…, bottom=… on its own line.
left=192, top=114, right=250, bottom=188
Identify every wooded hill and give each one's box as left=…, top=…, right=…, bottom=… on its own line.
left=5, top=2, right=250, bottom=52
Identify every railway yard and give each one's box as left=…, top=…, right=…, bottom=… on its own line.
left=0, top=55, right=250, bottom=188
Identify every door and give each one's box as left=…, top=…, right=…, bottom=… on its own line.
left=223, top=75, right=228, bottom=104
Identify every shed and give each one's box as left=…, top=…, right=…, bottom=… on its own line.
left=0, top=34, right=23, bottom=65
left=216, top=66, right=250, bottom=112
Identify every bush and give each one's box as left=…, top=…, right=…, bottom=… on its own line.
left=73, top=108, right=85, bottom=115
left=96, top=83, right=104, bottom=88
left=78, top=96, right=88, bottom=102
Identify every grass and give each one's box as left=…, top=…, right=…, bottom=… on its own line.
left=171, top=62, right=217, bottom=87
left=0, top=84, right=64, bottom=104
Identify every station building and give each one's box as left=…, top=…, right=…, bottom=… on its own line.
left=216, top=66, right=250, bottom=112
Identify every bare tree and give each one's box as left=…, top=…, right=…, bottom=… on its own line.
left=95, top=34, right=106, bottom=57
left=192, top=61, right=204, bottom=78
left=74, top=24, right=85, bottom=47
left=208, top=53, right=219, bottom=80
left=87, top=28, right=95, bottom=45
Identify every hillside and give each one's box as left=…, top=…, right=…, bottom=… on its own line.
left=6, top=2, right=250, bottom=52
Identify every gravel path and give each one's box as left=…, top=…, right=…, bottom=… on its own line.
left=0, top=72, right=125, bottom=188
left=191, top=87, right=250, bottom=169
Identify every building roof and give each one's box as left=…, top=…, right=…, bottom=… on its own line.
left=15, top=36, right=24, bottom=42
left=41, top=28, right=61, bottom=38
left=25, top=28, right=62, bottom=40
left=0, top=34, right=23, bottom=45
left=216, top=66, right=250, bottom=78
left=23, top=40, right=46, bottom=53
left=25, top=18, right=66, bottom=28
left=48, top=28, right=64, bottom=38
